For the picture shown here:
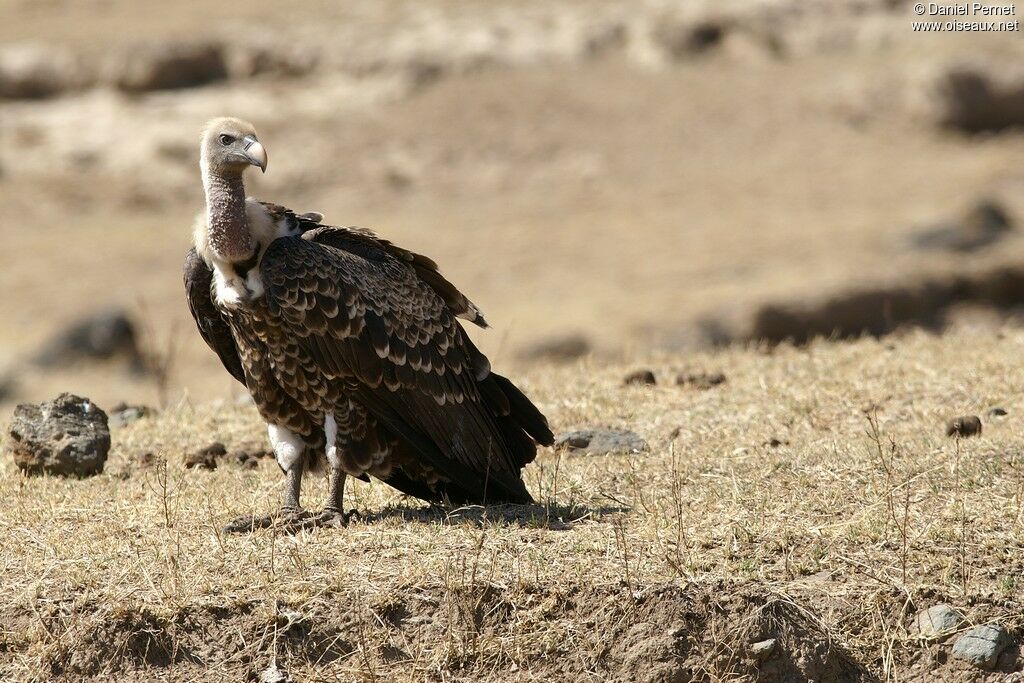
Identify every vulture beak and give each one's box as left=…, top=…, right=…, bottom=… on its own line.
left=242, top=135, right=268, bottom=173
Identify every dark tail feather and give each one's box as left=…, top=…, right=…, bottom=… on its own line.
left=491, top=373, right=554, bottom=446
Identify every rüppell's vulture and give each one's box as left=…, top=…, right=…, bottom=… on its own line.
left=184, top=117, right=554, bottom=532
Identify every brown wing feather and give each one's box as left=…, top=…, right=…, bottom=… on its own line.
left=260, top=229, right=547, bottom=503
left=302, top=225, right=488, bottom=328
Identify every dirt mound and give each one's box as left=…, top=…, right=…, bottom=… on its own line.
left=12, top=582, right=872, bottom=682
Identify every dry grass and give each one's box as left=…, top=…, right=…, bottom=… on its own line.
left=2, top=327, right=1024, bottom=680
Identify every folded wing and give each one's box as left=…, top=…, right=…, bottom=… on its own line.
left=261, top=227, right=552, bottom=503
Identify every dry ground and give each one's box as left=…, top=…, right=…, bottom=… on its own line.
left=3, top=327, right=1024, bottom=681
left=4, top=2, right=1024, bottom=681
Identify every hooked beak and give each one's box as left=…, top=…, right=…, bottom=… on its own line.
left=242, top=135, right=267, bottom=173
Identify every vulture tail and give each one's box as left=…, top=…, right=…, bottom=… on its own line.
left=479, top=372, right=554, bottom=471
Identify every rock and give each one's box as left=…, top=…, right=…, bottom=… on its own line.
left=517, top=333, right=591, bottom=362
left=766, top=438, right=787, bottom=448
left=935, top=67, right=1024, bottom=133
left=951, top=624, right=1011, bottom=669
left=109, top=402, right=155, bottom=428
left=4, top=393, right=110, bottom=476
left=109, top=42, right=228, bottom=92
left=0, top=43, right=83, bottom=99
left=184, top=442, right=227, bottom=470
left=914, top=604, right=963, bottom=639
left=624, top=369, right=657, bottom=386
left=748, top=638, right=777, bottom=662
left=554, top=428, right=648, bottom=455
left=259, top=661, right=293, bottom=683
left=677, top=371, right=726, bottom=390
left=33, top=310, right=141, bottom=369
left=988, top=407, right=1008, bottom=417
left=946, top=415, right=982, bottom=438
left=911, top=199, right=1013, bottom=253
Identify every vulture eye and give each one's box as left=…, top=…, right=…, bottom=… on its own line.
left=219, top=134, right=235, bottom=145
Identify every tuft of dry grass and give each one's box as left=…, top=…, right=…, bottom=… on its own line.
left=2, top=327, right=1024, bottom=681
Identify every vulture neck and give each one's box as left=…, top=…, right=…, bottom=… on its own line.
left=203, top=164, right=254, bottom=263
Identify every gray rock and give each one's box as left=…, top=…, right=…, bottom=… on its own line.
left=914, top=604, right=963, bottom=639
left=4, top=393, right=110, bottom=476
left=749, top=638, right=777, bottom=662
left=259, top=662, right=293, bottom=683
left=988, top=407, right=1008, bottom=417
left=554, top=428, right=648, bottom=455
left=951, top=624, right=1011, bottom=669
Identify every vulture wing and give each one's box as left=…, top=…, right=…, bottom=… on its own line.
left=260, top=227, right=552, bottom=504
left=183, top=247, right=246, bottom=385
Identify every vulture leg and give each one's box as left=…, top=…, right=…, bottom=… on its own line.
left=223, top=428, right=317, bottom=534
left=308, top=467, right=350, bottom=528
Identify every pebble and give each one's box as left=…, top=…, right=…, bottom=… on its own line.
left=951, top=624, right=1011, bottom=669
left=748, top=638, right=777, bottom=662
left=914, top=604, right=962, bottom=639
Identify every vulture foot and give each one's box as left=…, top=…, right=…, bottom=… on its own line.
left=312, top=508, right=348, bottom=528
left=301, top=507, right=359, bottom=529
left=222, top=507, right=316, bottom=534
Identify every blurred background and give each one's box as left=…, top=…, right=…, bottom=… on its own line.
left=1, top=0, right=1023, bottom=413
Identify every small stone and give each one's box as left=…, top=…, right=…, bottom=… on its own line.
left=259, top=661, right=293, bottom=683
left=914, top=604, right=963, bottom=639
left=987, top=407, right=1008, bottom=417
left=946, top=415, right=982, bottom=438
left=677, top=371, right=726, bottom=390
left=766, top=438, right=787, bottom=448
left=554, top=428, right=648, bottom=455
left=951, top=624, right=1011, bottom=669
left=4, top=393, right=110, bottom=476
left=748, top=638, right=777, bottom=662
left=624, top=370, right=657, bottom=386
left=184, top=442, right=227, bottom=470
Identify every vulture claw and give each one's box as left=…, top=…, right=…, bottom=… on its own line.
left=222, top=508, right=316, bottom=534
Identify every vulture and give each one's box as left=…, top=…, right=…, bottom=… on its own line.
left=184, top=117, right=554, bottom=532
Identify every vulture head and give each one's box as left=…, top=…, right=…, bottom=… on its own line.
left=200, top=117, right=268, bottom=176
